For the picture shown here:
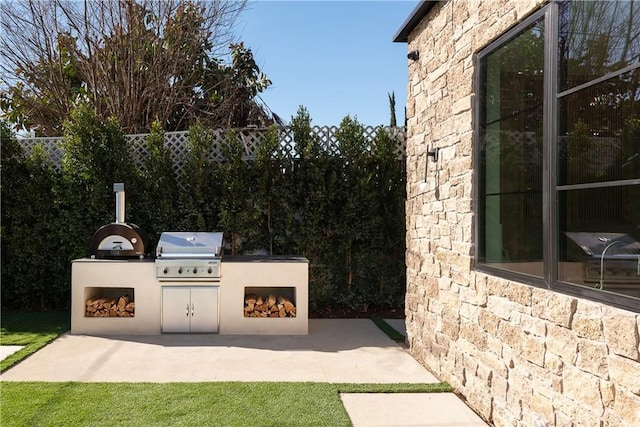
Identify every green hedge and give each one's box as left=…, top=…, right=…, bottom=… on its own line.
left=1, top=106, right=406, bottom=313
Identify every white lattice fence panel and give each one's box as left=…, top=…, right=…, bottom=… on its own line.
left=128, top=133, right=150, bottom=166
left=18, top=126, right=406, bottom=174
left=363, top=126, right=377, bottom=142
left=163, top=131, right=190, bottom=176
left=207, top=130, right=225, bottom=164
left=378, top=125, right=406, bottom=158
left=239, top=128, right=265, bottom=158
left=313, top=126, right=340, bottom=155
left=279, top=127, right=296, bottom=157
left=389, top=127, right=407, bottom=158
left=19, top=137, right=65, bottom=172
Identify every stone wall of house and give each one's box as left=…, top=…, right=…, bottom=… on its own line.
left=404, top=1, right=640, bottom=426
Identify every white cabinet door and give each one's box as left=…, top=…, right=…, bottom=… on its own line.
left=162, top=287, right=191, bottom=333
left=190, top=287, right=219, bottom=333
left=162, top=286, right=219, bottom=333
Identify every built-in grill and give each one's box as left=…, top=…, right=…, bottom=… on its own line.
left=155, top=232, right=224, bottom=281
left=565, top=232, right=640, bottom=285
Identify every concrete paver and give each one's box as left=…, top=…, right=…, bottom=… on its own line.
left=340, top=393, right=489, bottom=427
left=0, top=346, right=24, bottom=361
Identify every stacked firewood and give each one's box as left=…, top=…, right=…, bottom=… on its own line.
left=244, top=293, right=296, bottom=318
left=85, top=294, right=135, bottom=317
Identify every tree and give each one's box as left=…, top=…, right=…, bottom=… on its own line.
left=137, top=120, right=181, bottom=247
left=333, top=115, right=372, bottom=296
left=218, top=129, right=254, bottom=254
left=0, top=0, right=276, bottom=135
left=252, top=126, right=295, bottom=255
left=192, top=42, right=278, bottom=129
left=178, top=121, right=220, bottom=232
left=388, top=92, right=397, bottom=127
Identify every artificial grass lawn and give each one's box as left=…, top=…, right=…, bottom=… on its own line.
left=0, top=311, right=70, bottom=372
left=1, top=382, right=453, bottom=427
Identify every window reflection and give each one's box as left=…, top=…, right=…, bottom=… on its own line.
left=560, top=0, right=640, bottom=92
left=558, top=70, right=640, bottom=186
left=478, top=19, right=544, bottom=277
left=559, top=186, right=640, bottom=298
left=557, top=1, right=640, bottom=299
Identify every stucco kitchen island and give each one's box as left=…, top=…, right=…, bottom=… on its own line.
left=71, top=256, right=308, bottom=335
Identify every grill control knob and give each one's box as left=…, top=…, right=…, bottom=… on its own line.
left=163, top=268, right=168, bottom=275
left=178, top=268, right=183, bottom=274
left=208, top=267, right=213, bottom=274
left=193, top=267, right=198, bottom=274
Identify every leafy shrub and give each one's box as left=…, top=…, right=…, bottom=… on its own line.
left=2, top=108, right=406, bottom=314
left=137, top=120, right=181, bottom=248
left=1, top=122, right=64, bottom=309
left=251, top=126, right=296, bottom=255
left=178, top=121, right=220, bottom=232
left=217, top=129, right=255, bottom=254
left=56, top=102, right=141, bottom=261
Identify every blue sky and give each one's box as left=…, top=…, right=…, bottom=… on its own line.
left=235, top=0, right=419, bottom=126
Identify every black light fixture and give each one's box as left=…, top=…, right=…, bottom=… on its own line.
left=427, top=146, right=439, bottom=162
left=407, top=50, right=419, bottom=61
left=424, top=146, right=439, bottom=182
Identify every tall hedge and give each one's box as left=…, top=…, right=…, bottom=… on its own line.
left=136, top=120, right=181, bottom=249
left=1, top=121, right=64, bottom=309
left=1, top=106, right=406, bottom=313
left=57, top=103, right=143, bottom=261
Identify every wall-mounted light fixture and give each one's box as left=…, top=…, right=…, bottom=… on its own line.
left=427, top=146, right=439, bottom=162
left=424, top=146, right=439, bottom=182
left=407, top=50, right=419, bottom=61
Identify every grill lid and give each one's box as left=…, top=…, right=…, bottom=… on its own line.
left=156, top=232, right=224, bottom=259
left=565, top=232, right=640, bottom=257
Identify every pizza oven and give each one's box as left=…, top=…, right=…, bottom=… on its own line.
left=89, top=183, right=148, bottom=259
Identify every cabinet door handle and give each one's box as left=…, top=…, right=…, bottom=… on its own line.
left=186, top=304, right=189, bottom=317
left=191, top=303, right=195, bottom=317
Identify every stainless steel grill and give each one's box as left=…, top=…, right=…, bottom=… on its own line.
left=155, top=232, right=224, bottom=281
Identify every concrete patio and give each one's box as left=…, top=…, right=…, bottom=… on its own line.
left=1, top=319, right=489, bottom=426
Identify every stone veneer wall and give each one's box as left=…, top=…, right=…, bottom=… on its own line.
left=404, top=1, right=640, bottom=426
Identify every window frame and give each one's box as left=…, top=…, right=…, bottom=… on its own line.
left=472, top=1, right=640, bottom=312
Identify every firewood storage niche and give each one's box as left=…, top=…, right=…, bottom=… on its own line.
left=84, top=287, right=135, bottom=317
left=244, top=287, right=296, bottom=318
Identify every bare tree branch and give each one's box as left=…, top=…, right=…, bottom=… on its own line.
left=1, top=0, right=255, bottom=135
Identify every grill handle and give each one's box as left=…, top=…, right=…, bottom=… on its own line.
left=156, top=253, right=221, bottom=259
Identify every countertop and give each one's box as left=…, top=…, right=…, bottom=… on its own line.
left=222, top=255, right=308, bottom=263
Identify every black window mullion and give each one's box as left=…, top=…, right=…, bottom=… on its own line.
left=544, top=2, right=559, bottom=288
left=557, top=62, right=640, bottom=98
left=558, top=178, right=640, bottom=192
left=472, top=52, right=482, bottom=269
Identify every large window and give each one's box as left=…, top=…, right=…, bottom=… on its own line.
left=476, top=1, right=640, bottom=311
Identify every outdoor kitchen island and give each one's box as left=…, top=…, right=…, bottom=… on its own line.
left=71, top=256, right=308, bottom=336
